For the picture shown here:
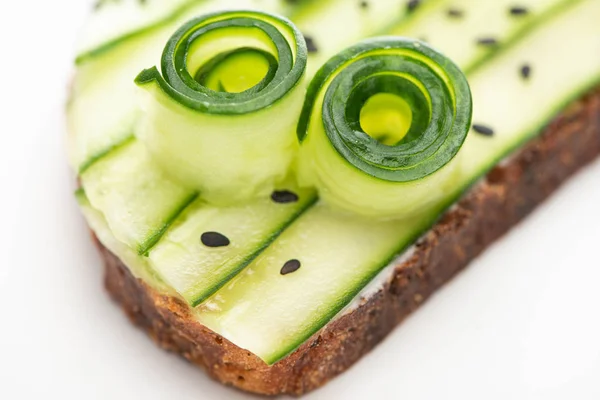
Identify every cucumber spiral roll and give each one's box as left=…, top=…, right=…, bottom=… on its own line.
left=297, top=38, right=473, bottom=218
left=136, top=10, right=308, bottom=204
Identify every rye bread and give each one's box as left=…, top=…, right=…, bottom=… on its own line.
left=96, top=89, right=600, bottom=396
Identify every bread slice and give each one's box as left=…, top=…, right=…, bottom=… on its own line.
left=96, top=89, right=600, bottom=396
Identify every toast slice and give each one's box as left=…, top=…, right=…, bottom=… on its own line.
left=95, top=89, right=600, bottom=396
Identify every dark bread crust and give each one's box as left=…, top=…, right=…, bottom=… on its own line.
left=98, top=90, right=600, bottom=396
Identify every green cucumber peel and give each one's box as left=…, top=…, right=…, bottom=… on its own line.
left=78, top=135, right=135, bottom=174
left=77, top=0, right=207, bottom=65
left=195, top=0, right=600, bottom=365
left=187, top=193, right=319, bottom=307
left=135, top=10, right=307, bottom=114
left=138, top=192, right=199, bottom=256
left=298, top=37, right=472, bottom=183
left=462, top=0, right=584, bottom=76
left=133, top=10, right=309, bottom=203
left=193, top=48, right=279, bottom=94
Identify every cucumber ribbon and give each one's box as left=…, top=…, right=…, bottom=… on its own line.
left=135, top=10, right=308, bottom=204
left=297, top=38, right=473, bottom=218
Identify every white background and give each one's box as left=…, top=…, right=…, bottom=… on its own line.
left=1, top=1, right=599, bottom=399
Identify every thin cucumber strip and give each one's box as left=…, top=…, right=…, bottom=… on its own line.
left=392, top=0, right=574, bottom=74
left=76, top=0, right=206, bottom=63
left=135, top=11, right=308, bottom=204
left=461, top=0, right=600, bottom=184
left=296, top=38, right=473, bottom=218
left=72, top=2, right=429, bottom=304
left=68, top=1, right=214, bottom=171
left=69, top=0, right=431, bottom=172
left=76, top=190, right=172, bottom=293
left=80, top=140, right=197, bottom=255
left=69, top=0, right=296, bottom=172
left=81, top=135, right=319, bottom=303
left=292, top=0, right=443, bottom=76
left=196, top=202, right=433, bottom=364
left=198, top=0, right=600, bottom=364
left=76, top=0, right=303, bottom=64
left=147, top=186, right=317, bottom=306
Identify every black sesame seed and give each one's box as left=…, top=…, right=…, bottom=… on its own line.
left=477, top=37, right=499, bottom=46
left=520, top=63, right=532, bottom=79
left=304, top=35, right=318, bottom=53
left=359, top=1, right=369, bottom=9
left=281, top=259, right=301, bottom=275
left=447, top=8, right=464, bottom=18
left=472, top=124, right=495, bottom=137
left=509, top=6, right=529, bottom=16
left=406, top=0, right=421, bottom=13
left=201, top=232, right=230, bottom=248
left=271, top=190, right=299, bottom=204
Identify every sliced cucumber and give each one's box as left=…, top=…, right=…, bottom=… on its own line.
left=75, top=189, right=172, bottom=293
left=197, top=202, right=434, bottom=363
left=196, top=49, right=275, bottom=93
left=76, top=0, right=204, bottom=63
left=74, top=0, right=599, bottom=366
left=393, top=0, right=570, bottom=73
left=68, top=0, right=299, bottom=172
left=68, top=35, right=157, bottom=172
left=296, top=38, right=472, bottom=219
left=69, top=0, right=431, bottom=172
left=76, top=0, right=299, bottom=64
left=80, top=140, right=197, bottom=255
left=68, top=1, right=211, bottom=171
left=135, top=11, right=308, bottom=204
left=462, top=0, right=600, bottom=181
left=198, top=0, right=600, bottom=364
left=147, top=185, right=316, bottom=306
left=78, top=138, right=319, bottom=304
left=292, top=0, right=441, bottom=75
